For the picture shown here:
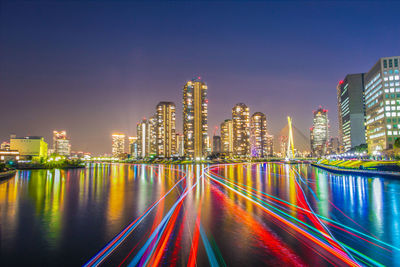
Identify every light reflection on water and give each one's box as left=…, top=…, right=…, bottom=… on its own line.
left=0, top=163, right=399, bottom=266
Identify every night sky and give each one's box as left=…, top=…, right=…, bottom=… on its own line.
left=1, top=1, right=399, bottom=154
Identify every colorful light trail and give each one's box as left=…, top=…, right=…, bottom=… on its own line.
left=82, top=163, right=399, bottom=267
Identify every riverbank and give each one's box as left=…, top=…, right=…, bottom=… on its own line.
left=313, top=160, right=400, bottom=178
left=89, top=158, right=313, bottom=165
left=15, top=163, right=85, bottom=170
left=0, top=170, right=17, bottom=180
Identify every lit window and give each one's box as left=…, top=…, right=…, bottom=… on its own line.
left=386, top=112, right=391, bottom=117
left=387, top=124, right=392, bottom=129
left=388, top=131, right=392, bottom=135
left=393, top=112, right=397, bottom=116
left=385, top=106, right=390, bottom=111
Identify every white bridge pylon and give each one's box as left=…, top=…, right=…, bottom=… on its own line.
left=286, top=116, right=295, bottom=159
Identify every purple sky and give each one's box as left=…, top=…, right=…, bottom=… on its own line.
left=1, top=1, right=399, bottom=154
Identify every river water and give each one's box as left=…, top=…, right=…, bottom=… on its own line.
left=0, top=163, right=399, bottom=266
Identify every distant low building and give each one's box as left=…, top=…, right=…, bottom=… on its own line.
left=1, top=142, right=10, bottom=151
left=10, top=136, right=48, bottom=160
left=0, top=150, right=19, bottom=163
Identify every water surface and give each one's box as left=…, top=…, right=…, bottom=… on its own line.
left=0, top=163, right=399, bottom=266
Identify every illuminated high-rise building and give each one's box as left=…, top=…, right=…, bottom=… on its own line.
left=53, top=130, right=71, bottom=156
left=111, top=134, right=125, bottom=158
left=280, top=135, right=288, bottom=157
left=149, top=115, right=157, bottom=156
left=220, top=119, right=233, bottom=155
left=365, top=56, right=400, bottom=153
left=266, top=134, right=274, bottom=156
left=337, top=74, right=366, bottom=152
left=232, top=103, right=250, bottom=157
left=183, top=77, right=208, bottom=159
left=156, top=102, right=176, bottom=158
left=212, top=135, right=221, bottom=153
left=250, top=112, right=268, bottom=158
left=137, top=119, right=151, bottom=158
left=310, top=107, right=329, bottom=157
left=128, top=136, right=138, bottom=158
left=176, top=133, right=184, bottom=157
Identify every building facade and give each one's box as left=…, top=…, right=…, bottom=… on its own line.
left=1, top=142, right=10, bottom=150
left=310, top=107, right=329, bottom=157
left=128, top=136, right=138, bottom=158
left=10, top=136, right=48, bottom=160
left=266, top=134, right=274, bottom=156
left=365, top=56, right=400, bottom=153
left=176, top=133, right=184, bottom=157
left=53, top=130, right=71, bottom=156
left=149, top=116, right=157, bottom=156
left=156, top=102, right=176, bottom=158
left=337, top=74, right=366, bottom=152
left=250, top=112, right=268, bottom=158
left=183, top=78, right=208, bottom=159
left=137, top=119, right=150, bottom=158
left=212, top=135, right=221, bottom=153
left=220, top=119, right=233, bottom=155
left=232, top=103, right=250, bottom=157
left=111, top=134, right=125, bottom=158
left=327, top=137, right=340, bottom=155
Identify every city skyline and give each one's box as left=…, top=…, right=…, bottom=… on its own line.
left=1, top=2, right=400, bottom=266
left=1, top=1, right=400, bottom=154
